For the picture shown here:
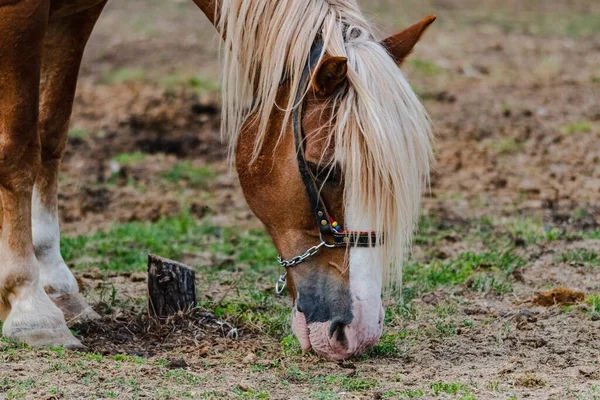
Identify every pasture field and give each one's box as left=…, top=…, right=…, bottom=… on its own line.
left=1, top=0, right=600, bottom=399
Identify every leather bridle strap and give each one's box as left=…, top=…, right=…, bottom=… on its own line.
left=291, top=38, right=380, bottom=249
left=274, top=36, right=381, bottom=294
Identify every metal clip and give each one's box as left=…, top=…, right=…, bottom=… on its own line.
left=275, top=272, right=287, bottom=295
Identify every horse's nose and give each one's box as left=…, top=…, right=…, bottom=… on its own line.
left=328, top=316, right=348, bottom=342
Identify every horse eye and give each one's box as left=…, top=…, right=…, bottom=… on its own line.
left=308, top=162, right=342, bottom=185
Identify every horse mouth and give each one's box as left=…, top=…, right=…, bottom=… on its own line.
left=291, top=308, right=379, bottom=361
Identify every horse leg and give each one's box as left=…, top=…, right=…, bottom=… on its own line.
left=0, top=0, right=81, bottom=347
left=34, top=2, right=107, bottom=323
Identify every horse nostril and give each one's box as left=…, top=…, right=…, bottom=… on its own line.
left=328, top=317, right=347, bottom=344
left=296, top=305, right=304, bottom=313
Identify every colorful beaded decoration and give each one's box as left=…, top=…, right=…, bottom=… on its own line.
left=330, top=217, right=342, bottom=232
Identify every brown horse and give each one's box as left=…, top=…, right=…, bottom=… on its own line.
left=0, top=0, right=434, bottom=360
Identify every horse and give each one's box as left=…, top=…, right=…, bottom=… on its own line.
left=0, top=0, right=434, bottom=360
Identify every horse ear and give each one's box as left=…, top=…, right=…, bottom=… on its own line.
left=382, top=15, right=436, bottom=66
left=192, top=0, right=219, bottom=26
left=312, top=56, right=348, bottom=97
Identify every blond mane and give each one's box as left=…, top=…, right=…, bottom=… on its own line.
left=218, top=0, right=433, bottom=290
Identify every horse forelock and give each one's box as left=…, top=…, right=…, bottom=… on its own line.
left=219, top=0, right=434, bottom=291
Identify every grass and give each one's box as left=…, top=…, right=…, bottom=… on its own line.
left=164, top=369, right=203, bottom=385
left=560, top=121, right=594, bottom=136
left=111, top=152, right=149, bottom=166
left=280, top=335, right=303, bottom=357
left=431, top=381, right=471, bottom=395
left=66, top=210, right=545, bottom=347
left=161, top=73, right=219, bottom=95
left=319, top=375, right=378, bottom=392
left=211, top=293, right=290, bottom=338
left=413, top=213, right=466, bottom=246
left=0, top=377, right=36, bottom=399
left=380, top=382, right=474, bottom=399
left=403, top=248, right=524, bottom=300
left=58, top=210, right=595, bottom=349
left=61, top=211, right=276, bottom=273
left=160, top=161, right=217, bottom=188
left=558, top=249, right=600, bottom=267
left=102, top=67, right=147, bottom=85
left=68, top=127, right=90, bottom=139
left=6, top=207, right=600, bottom=397
left=69, top=127, right=108, bottom=141
left=62, top=210, right=292, bottom=337
left=409, top=59, right=444, bottom=77
left=398, top=389, right=425, bottom=399
left=586, top=295, right=600, bottom=314
left=233, top=387, right=270, bottom=399
left=487, top=138, right=524, bottom=155
left=362, top=332, right=408, bottom=358
left=463, top=11, right=600, bottom=39
left=501, top=216, right=563, bottom=245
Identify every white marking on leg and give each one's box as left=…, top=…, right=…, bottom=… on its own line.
left=0, top=246, right=66, bottom=337
left=5, top=275, right=67, bottom=334
left=31, top=186, right=78, bottom=295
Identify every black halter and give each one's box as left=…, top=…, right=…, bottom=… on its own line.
left=293, top=38, right=380, bottom=248
left=275, top=37, right=382, bottom=293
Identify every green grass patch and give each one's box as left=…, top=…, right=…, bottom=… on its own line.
left=558, top=249, right=600, bottom=267
left=560, top=121, right=593, bottom=136
left=398, top=389, right=425, bottom=399
left=102, top=67, right=147, bottom=85
left=586, top=295, right=600, bottom=314
left=161, top=73, right=219, bottom=95
left=325, top=375, right=378, bottom=392
left=161, top=161, right=217, bottom=188
left=403, top=249, right=524, bottom=300
left=414, top=213, right=466, bottom=246
left=409, top=59, right=444, bottom=76
left=0, top=377, right=36, bottom=399
left=503, top=217, right=562, bottom=244
left=211, top=294, right=290, bottom=338
left=111, top=152, right=149, bottom=166
left=362, top=332, right=407, bottom=358
left=487, top=138, right=523, bottom=155
left=62, top=211, right=276, bottom=273
left=465, top=11, right=600, bottom=39
left=280, top=335, right=303, bottom=357
left=563, top=14, right=600, bottom=38
left=0, top=335, right=30, bottom=353
left=233, top=387, right=270, bottom=399
left=310, top=392, right=338, bottom=400
left=384, top=302, right=418, bottom=326
left=68, top=127, right=90, bottom=139
left=61, top=211, right=296, bottom=338
left=431, top=381, right=471, bottom=396
left=164, top=369, right=203, bottom=385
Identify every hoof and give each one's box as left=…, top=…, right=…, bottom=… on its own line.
left=7, top=326, right=84, bottom=349
left=50, top=292, right=101, bottom=324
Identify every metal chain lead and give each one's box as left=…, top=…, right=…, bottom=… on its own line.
left=275, top=241, right=331, bottom=294
left=277, top=241, right=328, bottom=268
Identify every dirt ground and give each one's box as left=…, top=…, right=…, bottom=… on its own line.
left=1, top=0, right=600, bottom=399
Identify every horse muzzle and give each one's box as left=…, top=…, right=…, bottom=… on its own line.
left=291, top=299, right=384, bottom=360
